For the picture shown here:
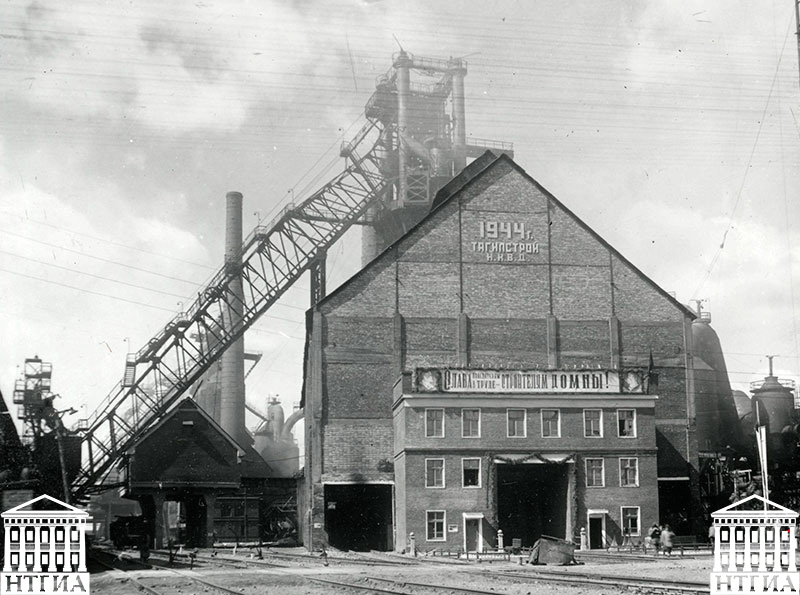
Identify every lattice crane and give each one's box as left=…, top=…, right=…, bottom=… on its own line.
left=71, top=121, right=388, bottom=500
left=71, top=51, right=512, bottom=501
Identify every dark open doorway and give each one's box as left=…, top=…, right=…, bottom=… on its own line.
left=324, top=484, right=393, bottom=551
left=658, top=480, right=692, bottom=535
left=496, top=463, right=568, bottom=547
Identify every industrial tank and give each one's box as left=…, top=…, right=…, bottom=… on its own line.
left=751, top=374, right=796, bottom=466
left=691, top=317, right=745, bottom=452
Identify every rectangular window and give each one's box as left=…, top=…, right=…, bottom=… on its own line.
left=9, top=527, right=19, bottom=543
left=425, top=408, right=444, bottom=438
left=462, top=458, right=481, bottom=488
left=41, top=553, right=49, bottom=568
left=617, top=409, right=636, bottom=437
left=585, top=458, right=605, bottom=487
left=425, top=458, right=445, bottom=488
left=426, top=511, right=446, bottom=541
left=25, top=527, right=34, bottom=543
left=40, top=528, right=49, bottom=543
left=507, top=409, right=526, bottom=437
left=70, top=527, right=80, bottom=542
left=619, top=458, right=639, bottom=487
left=462, top=409, right=481, bottom=438
left=55, top=527, right=64, bottom=543
left=541, top=409, right=560, bottom=437
left=584, top=409, right=602, bottom=437
left=621, top=507, right=640, bottom=536
left=720, top=527, right=730, bottom=542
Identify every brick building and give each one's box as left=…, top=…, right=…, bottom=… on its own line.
left=301, top=153, right=702, bottom=552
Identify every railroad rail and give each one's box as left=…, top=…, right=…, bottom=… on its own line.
left=94, top=546, right=712, bottom=595
left=90, top=549, right=250, bottom=595
left=486, top=568, right=711, bottom=595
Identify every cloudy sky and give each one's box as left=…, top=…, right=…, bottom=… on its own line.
left=1, top=0, right=799, bottom=437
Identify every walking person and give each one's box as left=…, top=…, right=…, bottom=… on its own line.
left=647, top=523, right=661, bottom=555
left=661, top=524, right=674, bottom=557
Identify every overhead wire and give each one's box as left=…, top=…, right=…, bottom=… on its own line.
left=691, top=8, right=795, bottom=298
left=0, top=210, right=215, bottom=271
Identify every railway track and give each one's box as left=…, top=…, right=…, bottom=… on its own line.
left=95, top=546, right=711, bottom=595
left=486, top=568, right=711, bottom=594
left=90, top=549, right=256, bottom=595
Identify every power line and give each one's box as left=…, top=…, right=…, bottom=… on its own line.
left=0, top=211, right=215, bottom=271
left=0, top=228, right=203, bottom=286
left=692, top=10, right=795, bottom=297
left=0, top=248, right=190, bottom=299
left=0, top=266, right=176, bottom=312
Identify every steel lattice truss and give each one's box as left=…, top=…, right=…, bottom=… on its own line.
left=72, top=121, right=388, bottom=499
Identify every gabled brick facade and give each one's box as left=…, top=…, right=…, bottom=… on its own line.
left=302, top=154, right=699, bottom=552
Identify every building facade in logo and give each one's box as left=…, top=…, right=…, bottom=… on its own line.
left=710, top=494, right=798, bottom=594
left=2, top=494, right=90, bottom=595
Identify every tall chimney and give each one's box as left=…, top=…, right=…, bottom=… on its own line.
left=220, top=191, right=249, bottom=446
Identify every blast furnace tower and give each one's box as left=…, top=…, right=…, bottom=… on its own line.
left=352, top=51, right=513, bottom=264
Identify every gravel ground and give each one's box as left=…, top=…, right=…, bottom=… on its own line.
left=89, top=548, right=719, bottom=594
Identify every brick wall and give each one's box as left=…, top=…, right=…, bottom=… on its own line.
left=400, top=404, right=656, bottom=453
left=322, top=419, right=394, bottom=481
left=578, top=452, right=660, bottom=543
left=308, top=156, right=699, bottom=548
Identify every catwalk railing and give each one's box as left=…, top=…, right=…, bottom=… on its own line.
left=71, top=120, right=388, bottom=499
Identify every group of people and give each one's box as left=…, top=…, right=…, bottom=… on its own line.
left=647, top=523, right=675, bottom=556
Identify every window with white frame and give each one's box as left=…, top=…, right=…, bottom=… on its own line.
left=426, top=510, right=446, bottom=541
left=621, top=507, right=640, bottom=537
left=507, top=408, right=526, bottom=437
left=462, top=458, right=481, bottom=487
left=425, top=458, right=445, bottom=488
left=584, top=409, right=602, bottom=437
left=541, top=409, right=560, bottom=437
left=619, top=458, right=639, bottom=487
left=425, top=408, right=444, bottom=438
left=462, top=408, right=481, bottom=438
left=585, top=457, right=605, bottom=487
left=617, top=409, right=636, bottom=437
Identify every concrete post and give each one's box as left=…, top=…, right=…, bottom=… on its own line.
left=497, top=529, right=504, bottom=551
left=408, top=532, right=416, bottom=556
left=580, top=527, right=588, bottom=551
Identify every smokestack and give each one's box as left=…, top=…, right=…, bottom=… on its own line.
left=220, top=191, right=249, bottom=446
